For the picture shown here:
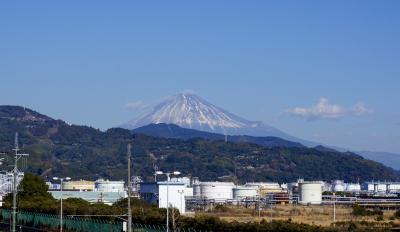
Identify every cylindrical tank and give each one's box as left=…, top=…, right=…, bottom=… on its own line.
left=299, top=182, right=322, bottom=205
left=233, top=186, right=258, bottom=199
left=345, top=183, right=361, bottom=192
left=193, top=183, right=201, bottom=198
left=332, top=180, right=345, bottom=192
left=62, top=180, right=95, bottom=191
left=95, top=179, right=125, bottom=192
left=244, top=182, right=281, bottom=195
left=199, top=182, right=234, bottom=200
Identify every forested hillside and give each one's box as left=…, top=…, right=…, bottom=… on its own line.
left=0, top=105, right=398, bottom=183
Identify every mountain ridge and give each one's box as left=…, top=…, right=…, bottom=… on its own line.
left=133, top=123, right=304, bottom=148
left=0, top=105, right=398, bottom=182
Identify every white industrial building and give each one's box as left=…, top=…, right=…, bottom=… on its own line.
left=46, top=182, right=61, bottom=190
left=0, top=171, right=24, bottom=196
left=50, top=191, right=126, bottom=205
left=362, top=182, right=400, bottom=193
left=140, top=181, right=186, bottom=213
left=158, top=182, right=186, bottom=214
left=170, top=177, right=193, bottom=197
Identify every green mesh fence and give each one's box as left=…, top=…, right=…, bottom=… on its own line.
left=0, top=209, right=168, bottom=232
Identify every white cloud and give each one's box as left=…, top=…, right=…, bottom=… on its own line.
left=124, top=101, right=147, bottom=110
left=352, top=102, right=374, bottom=116
left=287, top=98, right=345, bottom=120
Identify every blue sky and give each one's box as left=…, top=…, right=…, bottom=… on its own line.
left=0, top=1, right=399, bottom=153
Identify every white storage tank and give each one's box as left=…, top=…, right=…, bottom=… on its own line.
left=332, top=180, right=345, bottom=192
left=199, top=182, right=234, bottom=200
left=298, top=181, right=322, bottom=205
left=345, top=183, right=361, bottom=192
left=233, top=186, right=258, bottom=199
left=95, top=179, right=125, bottom=192
left=244, top=182, right=281, bottom=195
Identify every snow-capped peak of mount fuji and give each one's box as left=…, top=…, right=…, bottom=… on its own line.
left=121, top=93, right=316, bottom=146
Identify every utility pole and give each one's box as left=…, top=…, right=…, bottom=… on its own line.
left=12, top=133, right=29, bottom=232
left=333, top=193, right=336, bottom=226
left=127, top=144, right=132, bottom=232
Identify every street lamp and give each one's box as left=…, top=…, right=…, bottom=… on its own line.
left=155, top=171, right=181, bottom=232
left=53, top=177, right=71, bottom=232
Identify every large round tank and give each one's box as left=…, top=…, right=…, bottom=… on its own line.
left=345, top=183, right=361, bottom=192
left=332, top=180, right=345, bottom=192
left=199, top=182, right=234, bottom=200
left=233, top=186, right=258, bottom=199
left=245, top=182, right=282, bottom=195
left=299, top=182, right=322, bottom=205
left=63, top=180, right=95, bottom=191
left=95, top=179, right=125, bottom=192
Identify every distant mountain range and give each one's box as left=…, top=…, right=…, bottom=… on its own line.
left=133, top=123, right=304, bottom=148
left=1, top=105, right=398, bottom=182
left=356, top=151, right=400, bottom=170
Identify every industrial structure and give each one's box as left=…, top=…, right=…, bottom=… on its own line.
left=0, top=171, right=24, bottom=196
left=194, top=182, right=235, bottom=201
left=62, top=180, right=95, bottom=191
left=298, top=181, right=322, bottom=205
left=95, top=179, right=125, bottom=193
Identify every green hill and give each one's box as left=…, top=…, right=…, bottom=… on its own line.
left=0, top=105, right=398, bottom=183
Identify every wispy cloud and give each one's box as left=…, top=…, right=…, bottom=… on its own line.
left=287, top=98, right=345, bottom=120
left=352, top=102, right=374, bottom=116
left=124, top=101, right=148, bottom=110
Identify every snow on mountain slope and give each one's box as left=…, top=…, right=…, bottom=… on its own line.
left=121, top=93, right=317, bottom=146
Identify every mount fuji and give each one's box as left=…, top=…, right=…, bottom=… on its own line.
left=121, top=93, right=317, bottom=146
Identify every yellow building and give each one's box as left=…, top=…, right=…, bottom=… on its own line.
left=62, top=180, right=95, bottom=191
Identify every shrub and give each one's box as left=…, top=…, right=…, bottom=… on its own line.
left=352, top=204, right=382, bottom=216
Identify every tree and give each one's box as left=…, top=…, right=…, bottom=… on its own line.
left=19, top=173, right=52, bottom=198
